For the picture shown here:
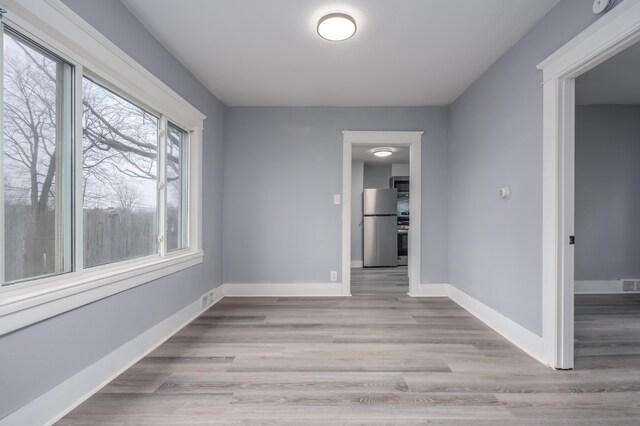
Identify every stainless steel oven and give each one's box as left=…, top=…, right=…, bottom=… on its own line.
left=391, top=176, right=410, bottom=266
left=397, top=225, right=409, bottom=266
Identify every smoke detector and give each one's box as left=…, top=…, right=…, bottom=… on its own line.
left=593, top=0, right=614, bottom=14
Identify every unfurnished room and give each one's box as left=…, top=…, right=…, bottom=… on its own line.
left=2, top=0, right=640, bottom=424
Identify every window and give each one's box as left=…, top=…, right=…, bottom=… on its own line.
left=0, top=2, right=204, bottom=335
left=166, top=122, right=188, bottom=251
left=82, top=77, right=159, bottom=267
left=0, top=18, right=201, bottom=290
left=3, top=29, right=72, bottom=284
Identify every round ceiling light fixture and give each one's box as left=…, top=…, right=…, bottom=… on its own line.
left=317, top=12, right=357, bottom=42
left=373, top=147, right=393, bottom=158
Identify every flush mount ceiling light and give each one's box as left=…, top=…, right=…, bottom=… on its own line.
left=373, top=147, right=393, bottom=158
left=317, top=12, right=357, bottom=42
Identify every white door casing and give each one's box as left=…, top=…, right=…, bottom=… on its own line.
left=538, top=0, right=640, bottom=369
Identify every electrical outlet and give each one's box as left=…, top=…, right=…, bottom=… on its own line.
left=202, top=290, right=217, bottom=310
left=333, top=194, right=341, bottom=205
left=330, top=271, right=338, bottom=282
left=201, top=294, right=209, bottom=309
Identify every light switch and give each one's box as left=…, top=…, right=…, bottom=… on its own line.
left=333, top=194, right=341, bottom=205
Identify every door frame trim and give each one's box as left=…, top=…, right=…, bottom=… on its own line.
left=341, top=131, right=423, bottom=296
left=538, top=0, right=640, bottom=369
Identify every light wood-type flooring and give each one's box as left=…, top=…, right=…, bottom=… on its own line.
left=58, top=268, right=640, bottom=425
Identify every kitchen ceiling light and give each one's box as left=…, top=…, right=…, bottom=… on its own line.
left=317, top=12, right=356, bottom=42
left=373, top=148, right=393, bottom=158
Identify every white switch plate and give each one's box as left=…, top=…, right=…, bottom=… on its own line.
left=333, top=194, right=341, bottom=205
left=330, top=271, right=338, bottom=282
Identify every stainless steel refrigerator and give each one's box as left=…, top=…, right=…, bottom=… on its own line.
left=363, top=188, right=398, bottom=267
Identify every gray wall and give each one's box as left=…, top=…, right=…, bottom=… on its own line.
left=448, top=0, right=601, bottom=335
left=575, top=105, right=640, bottom=281
left=363, top=163, right=391, bottom=189
left=392, top=163, right=410, bottom=176
left=0, top=0, right=614, bottom=418
left=351, top=161, right=364, bottom=262
left=0, top=0, right=225, bottom=419
left=223, top=107, right=449, bottom=284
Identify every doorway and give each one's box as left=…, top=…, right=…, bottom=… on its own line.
left=351, top=147, right=409, bottom=295
left=341, top=131, right=423, bottom=296
left=573, top=43, right=640, bottom=368
left=540, top=3, right=640, bottom=369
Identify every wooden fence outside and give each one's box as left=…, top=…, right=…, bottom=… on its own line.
left=4, top=205, right=157, bottom=281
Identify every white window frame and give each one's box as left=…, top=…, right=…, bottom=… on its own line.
left=2, top=26, right=75, bottom=285
left=0, top=0, right=205, bottom=336
left=80, top=72, right=164, bottom=266
left=165, top=120, right=190, bottom=253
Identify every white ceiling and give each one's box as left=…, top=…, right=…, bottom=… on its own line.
left=576, top=41, right=640, bottom=105
left=122, top=0, right=559, bottom=107
left=352, top=146, right=409, bottom=164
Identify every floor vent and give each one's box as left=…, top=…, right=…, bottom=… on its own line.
left=621, top=279, right=640, bottom=292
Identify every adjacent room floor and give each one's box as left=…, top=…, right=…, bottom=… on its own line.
left=574, top=293, right=640, bottom=369
left=58, top=273, right=640, bottom=424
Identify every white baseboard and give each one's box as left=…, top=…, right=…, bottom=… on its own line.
left=446, top=285, right=544, bottom=363
left=222, top=282, right=345, bottom=297
left=2, top=286, right=224, bottom=426
left=410, top=283, right=543, bottom=364
left=575, top=280, right=628, bottom=294
left=408, top=283, right=450, bottom=297
left=350, top=260, right=363, bottom=268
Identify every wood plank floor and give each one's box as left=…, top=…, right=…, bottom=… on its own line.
left=575, top=293, right=640, bottom=368
left=58, top=270, right=640, bottom=425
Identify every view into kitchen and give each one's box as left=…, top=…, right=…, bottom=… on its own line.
left=351, top=146, right=410, bottom=295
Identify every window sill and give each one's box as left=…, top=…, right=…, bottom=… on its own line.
left=0, top=250, right=204, bottom=336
